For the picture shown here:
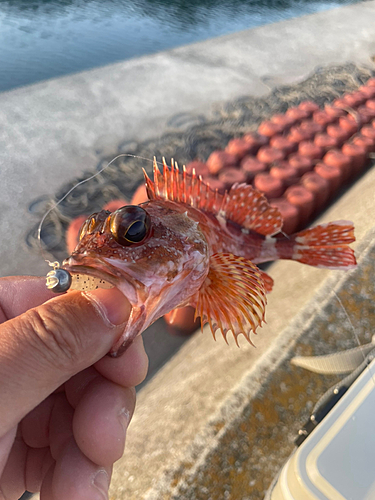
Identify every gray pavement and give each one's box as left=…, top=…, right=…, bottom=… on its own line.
left=0, top=1, right=375, bottom=279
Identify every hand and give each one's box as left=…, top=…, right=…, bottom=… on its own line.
left=0, top=276, right=148, bottom=500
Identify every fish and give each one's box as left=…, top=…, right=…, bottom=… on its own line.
left=61, top=158, right=356, bottom=356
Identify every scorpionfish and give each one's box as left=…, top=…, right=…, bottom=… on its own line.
left=62, top=159, right=356, bottom=356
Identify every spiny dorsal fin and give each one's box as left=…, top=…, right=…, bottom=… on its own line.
left=194, top=253, right=267, bottom=346
left=144, top=157, right=222, bottom=212
left=143, top=158, right=283, bottom=236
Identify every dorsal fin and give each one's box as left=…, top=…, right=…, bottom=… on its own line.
left=219, top=183, right=283, bottom=236
left=143, top=158, right=223, bottom=212
left=143, top=158, right=283, bottom=236
left=193, top=253, right=267, bottom=346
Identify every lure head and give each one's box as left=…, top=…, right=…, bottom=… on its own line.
left=62, top=201, right=209, bottom=356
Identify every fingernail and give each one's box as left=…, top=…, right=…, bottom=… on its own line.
left=86, top=287, right=131, bottom=326
left=93, top=469, right=109, bottom=500
left=118, top=406, right=130, bottom=433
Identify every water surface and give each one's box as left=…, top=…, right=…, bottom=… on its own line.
left=0, top=0, right=361, bottom=92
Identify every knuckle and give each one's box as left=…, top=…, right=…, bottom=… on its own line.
left=25, top=304, right=85, bottom=369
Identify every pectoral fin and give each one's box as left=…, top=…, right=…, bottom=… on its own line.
left=194, top=253, right=266, bottom=346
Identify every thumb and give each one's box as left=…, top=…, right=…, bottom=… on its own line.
left=0, top=287, right=131, bottom=436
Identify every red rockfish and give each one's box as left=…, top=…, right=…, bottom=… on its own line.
left=61, top=159, right=356, bottom=356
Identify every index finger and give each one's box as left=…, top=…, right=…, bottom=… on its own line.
left=0, top=276, right=57, bottom=322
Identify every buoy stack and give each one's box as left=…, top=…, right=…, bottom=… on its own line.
left=174, top=77, right=375, bottom=236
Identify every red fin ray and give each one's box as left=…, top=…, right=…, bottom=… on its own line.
left=194, top=253, right=267, bottom=345
left=143, top=158, right=283, bottom=235
left=144, top=158, right=222, bottom=211
left=292, top=246, right=356, bottom=269
left=259, top=270, right=274, bottom=293
left=294, top=220, right=355, bottom=246
left=291, top=221, right=356, bottom=269
left=220, top=184, right=283, bottom=236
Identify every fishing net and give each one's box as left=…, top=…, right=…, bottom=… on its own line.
left=26, top=62, right=375, bottom=261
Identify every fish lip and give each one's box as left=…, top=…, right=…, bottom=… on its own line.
left=61, top=263, right=120, bottom=287
left=62, top=255, right=141, bottom=305
left=62, top=255, right=121, bottom=287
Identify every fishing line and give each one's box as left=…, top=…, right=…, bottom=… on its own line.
left=38, top=153, right=159, bottom=266
left=332, top=290, right=375, bottom=385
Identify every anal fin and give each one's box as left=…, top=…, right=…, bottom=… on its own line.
left=194, top=253, right=267, bottom=346
left=259, top=270, right=274, bottom=293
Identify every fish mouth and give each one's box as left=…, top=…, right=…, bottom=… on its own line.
left=62, top=254, right=142, bottom=306
left=62, top=253, right=125, bottom=289
left=62, top=255, right=117, bottom=282
left=62, top=263, right=119, bottom=287
left=62, top=256, right=145, bottom=358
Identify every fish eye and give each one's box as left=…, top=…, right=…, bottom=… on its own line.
left=110, top=205, right=150, bottom=246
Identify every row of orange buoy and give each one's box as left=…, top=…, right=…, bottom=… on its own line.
left=66, top=77, right=375, bottom=336
left=174, top=77, right=375, bottom=235
left=161, top=78, right=375, bottom=333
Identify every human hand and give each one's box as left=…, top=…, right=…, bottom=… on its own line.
left=0, top=276, right=148, bottom=500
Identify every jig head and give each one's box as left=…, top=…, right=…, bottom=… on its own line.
left=46, top=262, right=72, bottom=293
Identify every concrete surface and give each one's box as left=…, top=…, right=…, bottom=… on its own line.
left=0, top=1, right=375, bottom=279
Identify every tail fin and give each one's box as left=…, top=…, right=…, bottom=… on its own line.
left=291, top=220, right=356, bottom=270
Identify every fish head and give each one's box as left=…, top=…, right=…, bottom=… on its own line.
left=62, top=201, right=209, bottom=355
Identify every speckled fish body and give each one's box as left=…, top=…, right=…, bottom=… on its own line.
left=62, top=159, right=356, bottom=356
